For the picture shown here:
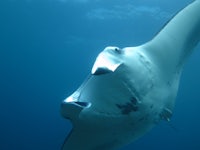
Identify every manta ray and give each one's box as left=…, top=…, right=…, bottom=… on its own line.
left=61, top=0, right=200, bottom=150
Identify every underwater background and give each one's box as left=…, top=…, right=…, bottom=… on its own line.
left=0, top=0, right=200, bottom=149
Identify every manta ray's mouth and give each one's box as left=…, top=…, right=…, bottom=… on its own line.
left=61, top=100, right=91, bottom=120
left=63, top=90, right=91, bottom=108
left=73, top=101, right=91, bottom=108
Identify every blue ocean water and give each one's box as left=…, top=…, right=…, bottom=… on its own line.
left=0, top=0, right=200, bottom=149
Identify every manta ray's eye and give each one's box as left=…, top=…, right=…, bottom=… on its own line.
left=114, top=47, right=122, bottom=54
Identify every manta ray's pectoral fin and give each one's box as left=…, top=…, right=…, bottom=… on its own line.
left=159, top=108, right=173, bottom=122
left=142, top=0, right=200, bottom=78
left=62, top=125, right=119, bottom=150
left=61, top=125, right=94, bottom=150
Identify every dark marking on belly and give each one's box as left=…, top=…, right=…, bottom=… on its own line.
left=116, top=97, right=139, bottom=115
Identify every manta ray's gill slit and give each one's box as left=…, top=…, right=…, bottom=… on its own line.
left=159, top=108, right=173, bottom=122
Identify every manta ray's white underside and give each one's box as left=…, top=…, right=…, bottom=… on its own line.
left=61, top=1, right=200, bottom=150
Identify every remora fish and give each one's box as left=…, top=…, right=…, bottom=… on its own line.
left=61, top=1, right=200, bottom=150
